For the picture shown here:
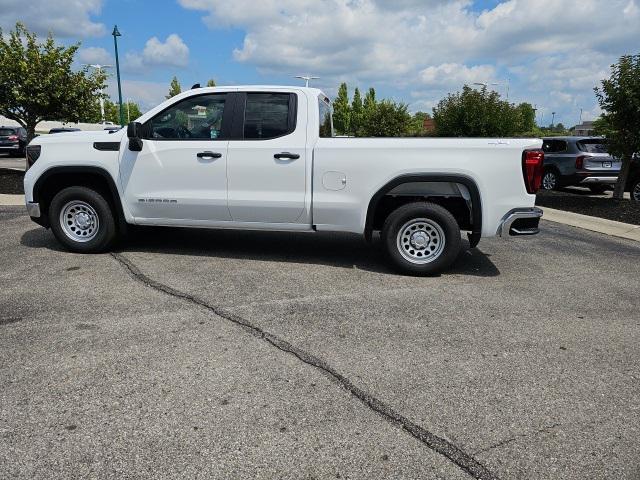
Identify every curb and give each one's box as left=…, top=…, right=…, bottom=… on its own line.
left=0, top=194, right=25, bottom=206
left=540, top=206, right=640, bottom=242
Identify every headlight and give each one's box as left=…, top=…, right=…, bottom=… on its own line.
left=25, top=145, right=41, bottom=170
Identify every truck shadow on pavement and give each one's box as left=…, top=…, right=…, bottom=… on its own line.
left=20, top=226, right=500, bottom=277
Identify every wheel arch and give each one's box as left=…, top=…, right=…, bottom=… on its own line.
left=32, top=166, right=127, bottom=230
left=364, top=173, right=482, bottom=247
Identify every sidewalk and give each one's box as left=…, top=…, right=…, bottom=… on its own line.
left=541, top=206, right=640, bottom=242
left=0, top=194, right=24, bottom=206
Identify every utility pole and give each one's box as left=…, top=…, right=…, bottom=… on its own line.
left=112, top=25, right=125, bottom=127
left=551, top=111, right=556, bottom=128
left=83, top=64, right=112, bottom=124
left=294, top=75, right=319, bottom=87
left=579, top=108, right=583, bottom=125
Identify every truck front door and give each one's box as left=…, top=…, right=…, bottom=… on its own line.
left=119, top=92, right=232, bottom=223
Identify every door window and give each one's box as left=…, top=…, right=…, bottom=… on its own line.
left=243, top=93, right=293, bottom=139
left=318, top=96, right=334, bottom=138
left=146, top=94, right=228, bottom=140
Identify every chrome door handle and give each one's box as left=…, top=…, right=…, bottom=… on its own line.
left=197, top=151, right=222, bottom=159
left=274, top=152, right=300, bottom=160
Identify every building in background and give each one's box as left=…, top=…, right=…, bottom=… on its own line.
left=572, top=121, right=596, bottom=136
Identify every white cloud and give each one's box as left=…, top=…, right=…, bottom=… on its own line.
left=180, top=0, right=639, bottom=124
left=124, top=34, right=190, bottom=71
left=0, top=0, right=105, bottom=38
left=419, top=63, right=496, bottom=88
left=78, top=47, right=112, bottom=66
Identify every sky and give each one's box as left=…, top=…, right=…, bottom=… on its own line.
left=1, top=0, right=639, bottom=127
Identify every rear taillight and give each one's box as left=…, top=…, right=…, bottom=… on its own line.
left=7, top=135, right=18, bottom=141
left=522, top=149, right=544, bottom=194
left=575, top=155, right=585, bottom=169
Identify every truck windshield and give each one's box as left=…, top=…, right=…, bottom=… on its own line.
left=577, top=139, right=608, bottom=154
left=318, top=96, right=334, bottom=138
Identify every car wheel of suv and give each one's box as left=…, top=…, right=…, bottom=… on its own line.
left=382, top=202, right=461, bottom=276
left=541, top=170, right=558, bottom=190
left=631, top=178, right=640, bottom=203
left=49, top=186, right=117, bottom=253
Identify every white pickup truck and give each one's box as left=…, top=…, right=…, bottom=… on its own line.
left=24, top=86, right=544, bottom=275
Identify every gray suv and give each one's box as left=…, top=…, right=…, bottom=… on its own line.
left=541, top=137, right=620, bottom=193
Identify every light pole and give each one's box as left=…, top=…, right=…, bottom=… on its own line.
left=126, top=98, right=131, bottom=123
left=472, top=82, right=499, bottom=89
left=112, top=25, right=125, bottom=127
left=83, top=64, right=112, bottom=124
left=294, top=75, right=319, bottom=87
left=551, top=111, right=556, bottom=128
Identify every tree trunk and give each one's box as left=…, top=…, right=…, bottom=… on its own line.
left=613, top=155, right=632, bottom=200
left=25, top=122, right=38, bottom=144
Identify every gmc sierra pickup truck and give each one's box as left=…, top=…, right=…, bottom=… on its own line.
left=24, top=86, right=544, bottom=275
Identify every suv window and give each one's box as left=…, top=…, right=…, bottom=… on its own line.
left=0, top=128, right=16, bottom=136
left=147, top=93, right=227, bottom=140
left=243, top=93, right=292, bottom=139
left=319, top=96, right=333, bottom=138
left=577, top=139, right=608, bottom=154
left=542, top=139, right=567, bottom=153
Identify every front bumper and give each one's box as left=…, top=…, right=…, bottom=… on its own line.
left=497, top=207, right=543, bottom=237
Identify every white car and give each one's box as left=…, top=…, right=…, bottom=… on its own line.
left=24, top=86, right=544, bottom=275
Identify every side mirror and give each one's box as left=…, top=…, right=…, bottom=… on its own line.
left=127, top=121, right=143, bottom=152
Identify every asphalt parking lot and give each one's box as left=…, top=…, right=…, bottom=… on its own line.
left=1, top=207, right=639, bottom=479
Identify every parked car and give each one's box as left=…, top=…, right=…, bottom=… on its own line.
left=0, top=126, right=27, bottom=157
left=23, top=86, right=544, bottom=275
left=541, top=137, right=619, bottom=193
left=48, top=128, right=81, bottom=134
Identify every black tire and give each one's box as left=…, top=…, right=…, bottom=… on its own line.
left=631, top=178, right=640, bottom=203
left=541, top=169, right=559, bottom=190
left=49, top=186, right=117, bottom=253
left=382, top=202, right=461, bottom=276
left=588, top=185, right=608, bottom=194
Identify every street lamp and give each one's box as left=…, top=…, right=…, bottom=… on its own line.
left=294, top=75, right=319, bottom=87
left=83, top=63, right=112, bottom=124
left=112, top=25, right=125, bottom=127
left=472, top=82, right=499, bottom=89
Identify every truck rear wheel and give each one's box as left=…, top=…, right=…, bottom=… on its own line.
left=49, top=186, right=117, bottom=253
left=382, top=202, right=461, bottom=276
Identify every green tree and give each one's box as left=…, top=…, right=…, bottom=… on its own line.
left=166, top=76, right=182, bottom=99
left=363, top=87, right=377, bottom=114
left=409, top=111, right=432, bottom=137
left=595, top=53, right=640, bottom=199
left=206, top=78, right=216, bottom=87
left=332, top=82, right=351, bottom=135
left=515, top=103, right=536, bottom=133
left=360, top=100, right=412, bottom=137
left=0, top=23, right=106, bottom=141
left=432, top=85, right=523, bottom=137
left=350, top=87, right=363, bottom=136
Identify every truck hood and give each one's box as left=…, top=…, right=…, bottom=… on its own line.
left=31, top=129, right=126, bottom=146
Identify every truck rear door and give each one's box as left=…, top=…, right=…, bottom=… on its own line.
left=226, top=91, right=308, bottom=224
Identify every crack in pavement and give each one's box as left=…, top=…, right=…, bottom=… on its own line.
left=110, top=251, right=500, bottom=480
left=471, top=424, right=561, bottom=456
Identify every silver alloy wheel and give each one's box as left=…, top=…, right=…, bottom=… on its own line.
left=396, top=218, right=446, bottom=264
left=59, top=201, right=100, bottom=242
left=633, top=182, right=640, bottom=202
left=542, top=171, right=557, bottom=190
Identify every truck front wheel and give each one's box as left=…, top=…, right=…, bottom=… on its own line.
left=49, top=186, right=117, bottom=253
left=382, top=202, right=461, bottom=276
